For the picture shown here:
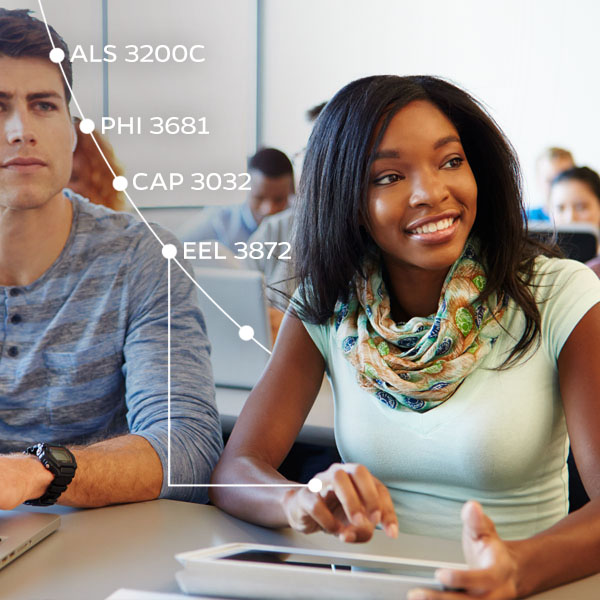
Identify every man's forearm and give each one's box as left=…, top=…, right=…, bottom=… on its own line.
left=0, top=435, right=162, bottom=510
left=58, top=434, right=163, bottom=507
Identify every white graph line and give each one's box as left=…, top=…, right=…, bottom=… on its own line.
left=36, top=0, right=270, bottom=354
left=38, top=0, right=295, bottom=489
left=174, top=257, right=272, bottom=355
left=36, top=1, right=54, bottom=53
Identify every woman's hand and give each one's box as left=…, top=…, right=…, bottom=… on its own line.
left=281, top=463, right=398, bottom=543
left=408, top=501, right=519, bottom=600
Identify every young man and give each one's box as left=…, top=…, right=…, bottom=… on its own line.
left=183, top=147, right=295, bottom=251
left=0, top=9, right=222, bottom=509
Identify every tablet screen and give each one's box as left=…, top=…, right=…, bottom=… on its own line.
left=216, top=547, right=440, bottom=579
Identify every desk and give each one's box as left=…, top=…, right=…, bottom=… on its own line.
left=1, top=500, right=599, bottom=599
left=215, top=376, right=336, bottom=446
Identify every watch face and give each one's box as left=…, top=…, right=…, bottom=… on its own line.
left=48, top=446, right=74, bottom=463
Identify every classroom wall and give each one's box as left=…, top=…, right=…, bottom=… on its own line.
left=259, top=0, right=600, bottom=208
left=106, top=0, right=257, bottom=209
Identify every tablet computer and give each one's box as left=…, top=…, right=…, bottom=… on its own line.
left=175, top=542, right=466, bottom=599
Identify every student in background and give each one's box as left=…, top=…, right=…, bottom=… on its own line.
left=67, top=117, right=125, bottom=211
left=550, top=166, right=600, bottom=277
left=528, top=147, right=575, bottom=222
left=550, top=166, right=600, bottom=231
left=211, top=75, right=600, bottom=599
left=182, top=147, right=294, bottom=251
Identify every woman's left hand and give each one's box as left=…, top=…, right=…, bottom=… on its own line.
left=407, top=501, right=519, bottom=600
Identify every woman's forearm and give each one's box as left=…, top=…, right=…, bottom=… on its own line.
left=509, top=497, right=600, bottom=597
left=210, top=455, right=297, bottom=527
left=209, top=315, right=327, bottom=528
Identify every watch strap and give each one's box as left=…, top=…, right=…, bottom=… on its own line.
left=23, top=444, right=77, bottom=506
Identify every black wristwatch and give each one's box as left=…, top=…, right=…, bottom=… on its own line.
left=23, top=443, right=77, bottom=506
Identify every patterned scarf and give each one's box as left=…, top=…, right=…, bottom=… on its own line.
left=334, top=239, right=506, bottom=412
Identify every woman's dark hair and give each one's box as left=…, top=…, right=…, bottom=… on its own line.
left=552, top=166, right=600, bottom=203
left=292, top=74, right=559, bottom=367
left=0, top=8, right=72, bottom=103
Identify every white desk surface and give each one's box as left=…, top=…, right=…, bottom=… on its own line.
left=2, top=500, right=599, bottom=600
left=216, top=377, right=336, bottom=445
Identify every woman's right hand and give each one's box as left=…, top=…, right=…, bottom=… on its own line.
left=281, top=463, right=399, bottom=543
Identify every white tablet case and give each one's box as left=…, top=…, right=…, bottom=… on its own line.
left=175, top=542, right=467, bottom=600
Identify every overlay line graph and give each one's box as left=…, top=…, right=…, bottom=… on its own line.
left=36, top=0, right=270, bottom=354
left=38, top=0, right=311, bottom=490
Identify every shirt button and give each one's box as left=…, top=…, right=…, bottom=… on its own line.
left=10, top=314, right=22, bottom=324
left=9, top=288, right=21, bottom=297
left=7, top=346, right=19, bottom=357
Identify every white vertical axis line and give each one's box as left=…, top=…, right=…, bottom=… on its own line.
left=167, top=257, right=172, bottom=487
left=167, top=254, right=297, bottom=489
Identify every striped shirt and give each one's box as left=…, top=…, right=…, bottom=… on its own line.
left=0, top=193, right=223, bottom=503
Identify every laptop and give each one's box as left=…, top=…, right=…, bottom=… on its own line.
left=0, top=511, right=60, bottom=570
left=192, top=267, right=272, bottom=389
left=528, top=222, right=599, bottom=263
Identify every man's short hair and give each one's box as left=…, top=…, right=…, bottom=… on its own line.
left=0, top=8, right=72, bottom=103
left=248, top=147, right=294, bottom=179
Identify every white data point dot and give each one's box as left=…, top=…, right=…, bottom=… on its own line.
left=49, top=48, right=65, bottom=63
left=162, top=244, right=177, bottom=260
left=79, top=118, right=95, bottom=134
left=238, top=325, right=254, bottom=341
left=112, top=176, right=128, bottom=191
left=308, top=478, right=323, bottom=493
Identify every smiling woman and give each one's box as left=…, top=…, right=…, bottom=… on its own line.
left=365, top=101, right=478, bottom=320
left=210, top=75, right=600, bottom=599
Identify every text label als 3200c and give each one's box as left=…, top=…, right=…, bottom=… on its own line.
left=71, top=45, right=206, bottom=63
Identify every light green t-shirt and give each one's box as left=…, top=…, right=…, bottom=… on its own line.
left=301, top=257, right=600, bottom=540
